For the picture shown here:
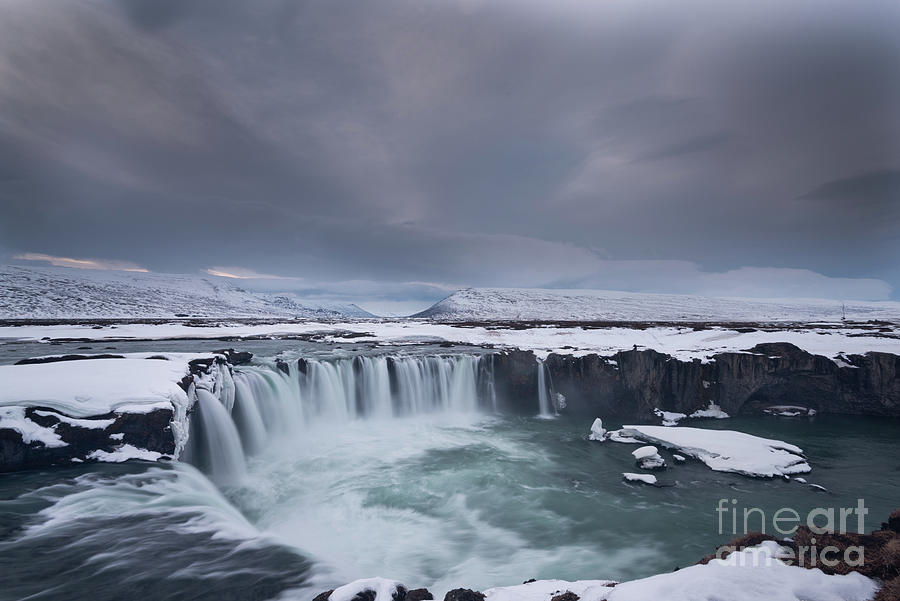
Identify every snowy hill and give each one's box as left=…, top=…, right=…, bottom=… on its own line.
left=413, top=287, right=900, bottom=322
left=0, top=265, right=374, bottom=319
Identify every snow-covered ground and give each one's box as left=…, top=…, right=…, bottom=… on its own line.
left=606, top=425, right=811, bottom=478
left=2, top=320, right=898, bottom=363
left=0, top=353, right=204, bottom=417
left=0, top=265, right=373, bottom=319
left=415, top=287, right=900, bottom=322
left=321, top=542, right=879, bottom=601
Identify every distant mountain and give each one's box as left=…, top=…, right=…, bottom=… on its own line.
left=0, top=265, right=375, bottom=319
left=413, top=287, right=900, bottom=322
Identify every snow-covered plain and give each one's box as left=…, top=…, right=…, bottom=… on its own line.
left=415, top=287, right=900, bottom=322
left=0, top=265, right=372, bottom=319
left=2, top=320, right=898, bottom=363
left=608, top=425, right=811, bottom=478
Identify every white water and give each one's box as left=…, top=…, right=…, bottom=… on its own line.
left=183, top=352, right=646, bottom=596
left=187, top=354, right=489, bottom=480
left=536, top=359, right=555, bottom=418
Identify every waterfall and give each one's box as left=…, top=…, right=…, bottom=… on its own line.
left=188, top=389, right=247, bottom=484
left=536, top=359, right=555, bottom=418
left=186, top=354, right=489, bottom=479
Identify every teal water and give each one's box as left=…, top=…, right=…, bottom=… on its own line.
left=2, top=411, right=897, bottom=600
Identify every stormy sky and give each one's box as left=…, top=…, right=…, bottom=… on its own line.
left=1, top=0, right=898, bottom=312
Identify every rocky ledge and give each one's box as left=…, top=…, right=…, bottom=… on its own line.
left=491, top=342, right=900, bottom=418
left=0, top=349, right=249, bottom=472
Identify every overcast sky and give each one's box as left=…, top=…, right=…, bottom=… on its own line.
left=1, top=0, right=898, bottom=312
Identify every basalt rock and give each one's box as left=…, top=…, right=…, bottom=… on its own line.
left=491, top=343, right=900, bottom=418
left=443, top=589, right=485, bottom=601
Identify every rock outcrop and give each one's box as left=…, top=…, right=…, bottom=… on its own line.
left=491, top=343, right=900, bottom=418
left=0, top=351, right=247, bottom=472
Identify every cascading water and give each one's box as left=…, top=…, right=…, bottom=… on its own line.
left=188, top=389, right=247, bottom=484
left=536, top=358, right=555, bottom=417
left=186, top=354, right=490, bottom=480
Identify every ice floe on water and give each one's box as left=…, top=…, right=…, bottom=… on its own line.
left=588, top=417, right=607, bottom=441
left=607, top=425, right=811, bottom=478
left=689, top=402, right=730, bottom=419
left=653, top=408, right=687, bottom=426
left=631, top=445, right=665, bottom=470
left=622, top=473, right=658, bottom=485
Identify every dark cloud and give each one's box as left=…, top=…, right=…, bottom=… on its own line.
left=800, top=170, right=900, bottom=205
left=0, top=0, right=898, bottom=303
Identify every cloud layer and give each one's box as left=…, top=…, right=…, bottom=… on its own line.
left=1, top=0, right=898, bottom=303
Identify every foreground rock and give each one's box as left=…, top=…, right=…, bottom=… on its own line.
left=0, top=351, right=243, bottom=472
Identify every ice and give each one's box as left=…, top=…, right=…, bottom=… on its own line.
left=588, top=417, right=607, bottom=441
left=632, top=445, right=658, bottom=460
left=610, top=425, right=811, bottom=477
left=689, top=403, right=730, bottom=419
left=654, top=408, right=687, bottom=426
left=622, top=473, right=657, bottom=485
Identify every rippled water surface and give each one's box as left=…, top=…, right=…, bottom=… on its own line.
left=3, top=411, right=898, bottom=601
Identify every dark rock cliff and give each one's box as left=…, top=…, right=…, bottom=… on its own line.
left=491, top=343, right=900, bottom=419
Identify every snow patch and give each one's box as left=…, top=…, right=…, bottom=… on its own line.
left=483, top=579, right=616, bottom=601
left=0, top=407, right=66, bottom=447
left=327, top=578, right=405, bottom=601
left=87, top=444, right=164, bottom=463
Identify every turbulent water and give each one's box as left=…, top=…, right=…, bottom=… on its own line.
left=2, top=351, right=900, bottom=601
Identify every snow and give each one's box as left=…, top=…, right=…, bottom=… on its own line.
left=672, top=454, right=686, bottom=463
left=327, top=578, right=405, bottom=601
left=31, top=410, right=115, bottom=429
left=610, top=425, right=811, bottom=477
left=480, top=542, right=877, bottom=600
left=654, top=408, right=687, bottom=426
left=483, top=579, right=616, bottom=601
left=588, top=417, right=607, bottom=441
left=0, top=264, right=373, bottom=318
left=690, top=403, right=730, bottom=419
left=632, top=445, right=658, bottom=460
left=87, top=444, right=164, bottom=463
left=2, top=320, right=898, bottom=364
left=0, top=353, right=201, bottom=417
left=0, top=407, right=66, bottom=447
left=414, top=287, right=900, bottom=322
left=794, top=477, right=807, bottom=483
left=623, top=473, right=657, bottom=485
